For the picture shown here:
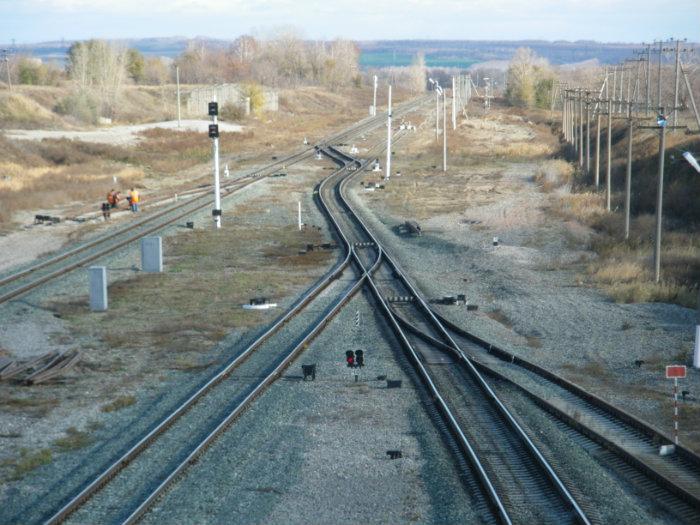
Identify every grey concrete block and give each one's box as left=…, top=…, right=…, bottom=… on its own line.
left=141, top=236, right=163, bottom=273
left=89, top=266, right=108, bottom=311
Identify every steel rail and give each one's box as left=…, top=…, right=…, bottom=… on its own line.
left=42, top=98, right=429, bottom=525
left=1, top=96, right=426, bottom=305
left=114, top=106, right=428, bottom=525
left=336, top=155, right=591, bottom=525
left=42, top=166, right=358, bottom=525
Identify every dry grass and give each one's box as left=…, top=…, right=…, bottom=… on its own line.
left=100, top=395, right=137, bottom=413
left=486, top=309, right=514, bottom=329
left=48, top=203, right=334, bottom=375
left=533, top=159, right=574, bottom=192
left=53, top=426, right=92, bottom=452
left=1, top=448, right=52, bottom=480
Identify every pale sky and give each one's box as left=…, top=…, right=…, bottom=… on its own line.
left=1, top=0, right=699, bottom=44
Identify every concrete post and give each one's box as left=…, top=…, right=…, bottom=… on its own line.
left=694, top=290, right=700, bottom=369
left=595, top=112, right=601, bottom=188
left=654, top=118, right=666, bottom=283
left=245, top=97, right=251, bottom=116
left=141, top=236, right=163, bottom=273
left=89, top=266, right=108, bottom=312
left=606, top=99, right=612, bottom=211
left=625, top=104, right=633, bottom=240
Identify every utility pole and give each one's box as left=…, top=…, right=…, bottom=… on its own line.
left=578, top=89, right=584, bottom=167
left=672, top=39, right=681, bottom=129
left=653, top=110, right=666, bottom=283
left=372, top=75, right=378, bottom=116
left=657, top=40, right=663, bottom=111
left=176, top=66, right=181, bottom=128
left=624, top=102, right=634, bottom=240
left=595, top=107, right=601, bottom=188
left=443, top=90, right=447, bottom=172
left=452, top=77, right=457, bottom=131
left=209, top=100, right=222, bottom=229
left=573, top=91, right=578, bottom=153
left=1, top=49, right=12, bottom=91
left=386, top=85, right=392, bottom=181
left=646, top=44, right=652, bottom=116
left=606, top=98, right=612, bottom=211
left=435, top=83, right=440, bottom=141
left=585, top=93, right=591, bottom=176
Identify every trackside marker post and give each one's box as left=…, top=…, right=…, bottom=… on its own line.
left=665, top=365, right=686, bottom=445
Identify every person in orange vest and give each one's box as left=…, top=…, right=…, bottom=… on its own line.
left=128, top=188, right=140, bottom=212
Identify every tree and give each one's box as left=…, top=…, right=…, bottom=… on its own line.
left=126, top=49, right=145, bottom=83
left=407, top=53, right=427, bottom=94
left=505, top=47, right=555, bottom=109
left=66, top=40, right=127, bottom=119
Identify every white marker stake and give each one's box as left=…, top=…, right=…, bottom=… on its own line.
left=298, top=201, right=302, bottom=231
left=452, top=76, right=457, bottom=130
left=386, top=85, right=392, bottom=182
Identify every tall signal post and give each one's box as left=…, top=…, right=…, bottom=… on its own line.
left=385, top=85, right=392, bottom=181
left=208, top=100, right=222, bottom=229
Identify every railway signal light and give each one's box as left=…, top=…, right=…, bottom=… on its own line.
left=208, top=101, right=218, bottom=116
left=208, top=124, right=219, bottom=138
left=345, top=350, right=355, bottom=368
left=355, top=350, right=364, bottom=367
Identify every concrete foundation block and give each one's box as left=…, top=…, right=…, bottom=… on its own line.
left=141, top=236, right=163, bottom=273
left=89, top=266, right=108, bottom=311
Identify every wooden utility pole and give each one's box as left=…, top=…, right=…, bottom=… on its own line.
left=624, top=102, right=634, bottom=239
left=606, top=98, right=612, bottom=211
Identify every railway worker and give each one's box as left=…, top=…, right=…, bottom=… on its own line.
left=128, top=188, right=140, bottom=213
left=101, top=202, right=111, bottom=221
left=106, top=190, right=117, bottom=208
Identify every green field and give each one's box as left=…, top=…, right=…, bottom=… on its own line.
left=359, top=51, right=477, bottom=69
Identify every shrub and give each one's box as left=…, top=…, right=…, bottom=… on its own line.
left=54, top=93, right=100, bottom=124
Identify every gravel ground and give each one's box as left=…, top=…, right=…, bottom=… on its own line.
left=139, top=292, right=479, bottom=525
left=347, top=150, right=699, bottom=449
left=0, top=158, right=340, bottom=522
left=3, top=120, right=244, bottom=146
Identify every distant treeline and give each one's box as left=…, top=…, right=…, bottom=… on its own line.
left=10, top=38, right=694, bottom=69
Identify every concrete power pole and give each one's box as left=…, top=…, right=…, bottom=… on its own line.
left=653, top=111, right=667, bottom=283
left=606, top=98, right=612, bottom=211
left=452, top=76, right=457, bottom=130
left=624, top=102, right=634, bottom=239
left=372, top=75, right=378, bottom=116
left=672, top=39, right=681, bottom=129
left=386, top=85, right=392, bottom=181
left=176, top=66, right=181, bottom=128
left=443, top=91, right=447, bottom=172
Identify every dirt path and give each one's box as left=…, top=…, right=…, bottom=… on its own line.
left=3, top=120, right=243, bottom=146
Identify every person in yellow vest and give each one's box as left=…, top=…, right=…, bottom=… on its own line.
left=128, top=188, right=140, bottom=213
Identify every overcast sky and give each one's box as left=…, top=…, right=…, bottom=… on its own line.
left=1, top=0, right=699, bottom=44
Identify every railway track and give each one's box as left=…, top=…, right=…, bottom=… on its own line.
left=333, top=145, right=700, bottom=520
left=0, top=95, right=428, bottom=307
left=329, top=152, right=591, bottom=525
left=32, top=97, right=429, bottom=525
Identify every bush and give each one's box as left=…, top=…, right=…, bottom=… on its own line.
left=220, top=103, right=245, bottom=121
left=241, top=83, right=264, bottom=115
left=54, top=93, right=100, bottom=124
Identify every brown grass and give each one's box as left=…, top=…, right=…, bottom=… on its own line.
left=53, top=426, right=92, bottom=451
left=1, top=448, right=52, bottom=480
left=101, top=395, right=137, bottom=413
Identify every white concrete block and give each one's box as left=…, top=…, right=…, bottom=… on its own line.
left=141, top=236, right=163, bottom=273
left=89, top=266, right=108, bottom=311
